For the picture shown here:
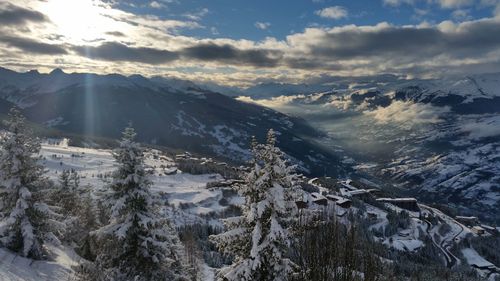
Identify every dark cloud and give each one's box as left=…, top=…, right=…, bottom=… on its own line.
left=0, top=35, right=67, bottom=55
left=73, top=42, right=179, bottom=64
left=0, top=3, right=48, bottom=25
left=299, top=19, right=500, bottom=61
left=73, top=42, right=283, bottom=68
left=105, top=31, right=126, bottom=37
left=180, top=43, right=283, bottom=67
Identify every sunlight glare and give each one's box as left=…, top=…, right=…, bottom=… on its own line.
left=40, top=0, right=124, bottom=43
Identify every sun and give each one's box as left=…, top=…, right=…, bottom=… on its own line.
left=39, top=0, right=123, bottom=43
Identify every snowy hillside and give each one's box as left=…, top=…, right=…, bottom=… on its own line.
left=0, top=67, right=341, bottom=176
left=39, top=140, right=232, bottom=219
left=235, top=73, right=500, bottom=224
left=1, top=140, right=499, bottom=280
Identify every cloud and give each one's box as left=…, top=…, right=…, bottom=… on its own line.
left=183, top=8, right=209, bottom=21
left=437, top=0, right=475, bottom=8
left=2, top=0, right=500, bottom=87
left=255, top=22, right=271, bottom=30
left=315, top=6, right=348, bottom=19
left=383, top=0, right=415, bottom=6
left=284, top=19, right=500, bottom=70
left=0, top=35, right=67, bottom=55
left=452, top=9, right=471, bottom=20
left=383, top=0, right=476, bottom=8
left=149, top=1, right=164, bottom=9
left=105, top=31, right=126, bottom=37
left=237, top=95, right=302, bottom=108
left=365, top=101, right=450, bottom=127
left=73, top=42, right=178, bottom=64
left=461, top=115, right=500, bottom=139
left=180, top=43, right=283, bottom=67
left=0, top=3, right=48, bottom=25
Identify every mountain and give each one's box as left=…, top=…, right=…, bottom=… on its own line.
left=4, top=141, right=498, bottom=280
left=0, top=67, right=343, bottom=176
left=236, top=73, right=500, bottom=224
left=243, top=82, right=332, bottom=98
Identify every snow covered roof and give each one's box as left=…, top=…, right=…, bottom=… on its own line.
left=377, top=198, right=417, bottom=202
left=349, top=189, right=370, bottom=196
left=455, top=216, right=478, bottom=220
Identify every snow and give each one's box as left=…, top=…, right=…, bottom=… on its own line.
left=461, top=248, right=495, bottom=268
left=0, top=245, right=79, bottom=281
left=38, top=143, right=233, bottom=218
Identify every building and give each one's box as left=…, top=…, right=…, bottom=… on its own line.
left=326, top=195, right=352, bottom=209
left=367, top=211, right=378, bottom=220
left=471, top=226, right=485, bottom=235
left=376, top=198, right=420, bottom=212
left=455, top=216, right=479, bottom=226
left=480, top=225, right=498, bottom=235
left=311, top=192, right=328, bottom=206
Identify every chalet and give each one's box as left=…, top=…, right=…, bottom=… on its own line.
left=326, top=195, right=352, bottom=209
left=455, top=216, right=479, bottom=226
left=175, top=154, right=187, bottom=160
left=480, top=225, right=498, bottom=235
left=311, top=192, right=328, bottom=206
left=376, top=198, right=420, bottom=212
left=366, top=188, right=383, bottom=197
left=367, top=211, right=378, bottom=220
left=340, top=180, right=358, bottom=191
left=295, top=193, right=309, bottom=209
left=349, top=189, right=374, bottom=200
left=471, top=226, right=485, bottom=235
left=295, top=200, right=308, bottom=209
left=398, top=230, right=412, bottom=237
left=164, top=168, right=178, bottom=175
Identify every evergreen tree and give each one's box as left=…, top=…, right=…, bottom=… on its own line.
left=59, top=170, right=71, bottom=190
left=89, top=125, right=185, bottom=281
left=56, top=169, right=80, bottom=215
left=211, top=129, right=302, bottom=281
left=0, top=108, right=60, bottom=259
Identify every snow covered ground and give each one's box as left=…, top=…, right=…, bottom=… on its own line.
left=39, top=141, right=229, bottom=217
left=0, top=141, right=235, bottom=281
left=0, top=244, right=79, bottom=281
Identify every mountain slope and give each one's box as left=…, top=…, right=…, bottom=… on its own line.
left=235, top=73, right=500, bottom=223
left=0, top=67, right=343, bottom=176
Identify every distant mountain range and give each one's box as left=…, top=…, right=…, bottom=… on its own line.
left=236, top=73, right=500, bottom=223
left=0, top=67, right=343, bottom=176
left=2, top=66, right=499, bottom=222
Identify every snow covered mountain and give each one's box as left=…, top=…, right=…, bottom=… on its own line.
left=235, top=73, right=500, bottom=224
left=0, top=67, right=342, bottom=176
left=2, top=141, right=498, bottom=280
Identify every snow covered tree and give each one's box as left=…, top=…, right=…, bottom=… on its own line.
left=210, top=129, right=302, bottom=281
left=0, top=108, right=61, bottom=259
left=89, top=125, right=186, bottom=281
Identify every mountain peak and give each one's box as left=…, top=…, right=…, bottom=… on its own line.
left=26, top=69, right=40, bottom=75
left=50, top=68, right=65, bottom=75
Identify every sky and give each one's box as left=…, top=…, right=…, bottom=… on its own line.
left=1, top=0, right=500, bottom=87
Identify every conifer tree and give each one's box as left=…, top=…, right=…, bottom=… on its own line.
left=90, top=125, right=185, bottom=281
left=211, top=129, right=302, bottom=281
left=0, top=108, right=60, bottom=259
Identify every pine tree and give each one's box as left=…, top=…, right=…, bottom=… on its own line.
left=90, top=125, right=185, bottom=281
left=59, top=170, right=71, bottom=190
left=211, top=129, right=302, bottom=281
left=0, top=108, right=60, bottom=259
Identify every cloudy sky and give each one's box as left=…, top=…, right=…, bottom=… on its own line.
left=1, top=0, right=500, bottom=87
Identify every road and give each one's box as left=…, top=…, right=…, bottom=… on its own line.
left=420, top=204, right=463, bottom=269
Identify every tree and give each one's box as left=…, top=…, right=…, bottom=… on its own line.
left=88, top=125, right=186, bottom=281
left=0, top=108, right=61, bottom=259
left=59, top=170, right=71, bottom=190
left=56, top=169, right=80, bottom=215
left=211, top=129, right=302, bottom=281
